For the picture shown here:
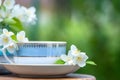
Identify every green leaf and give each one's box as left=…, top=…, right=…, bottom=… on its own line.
left=86, top=61, right=96, bottom=66
left=11, top=35, right=17, bottom=41
left=8, top=18, right=24, bottom=32
left=54, top=59, right=65, bottom=64
left=4, top=18, right=16, bottom=24
left=2, top=18, right=24, bottom=33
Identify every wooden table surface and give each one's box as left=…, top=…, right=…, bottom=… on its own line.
left=0, top=74, right=96, bottom=80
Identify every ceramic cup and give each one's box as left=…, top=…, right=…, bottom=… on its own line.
left=12, top=41, right=66, bottom=64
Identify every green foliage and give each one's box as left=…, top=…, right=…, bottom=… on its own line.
left=4, top=18, right=16, bottom=25
left=11, top=35, right=17, bottom=41
left=86, top=61, right=96, bottom=66
left=0, top=18, right=24, bottom=34
left=54, top=59, right=65, bottom=64
left=7, top=18, right=24, bottom=33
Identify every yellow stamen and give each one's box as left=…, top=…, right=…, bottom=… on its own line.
left=6, top=1, right=11, bottom=5
left=3, top=37, right=9, bottom=43
left=67, top=57, right=71, bottom=61
left=19, top=36, right=24, bottom=40
left=74, top=50, right=80, bottom=54
left=9, top=45, right=14, bottom=49
left=77, top=56, right=82, bottom=61
left=5, top=32, right=10, bottom=35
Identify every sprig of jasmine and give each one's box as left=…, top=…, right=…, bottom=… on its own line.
left=0, top=28, right=28, bottom=54
left=0, top=0, right=37, bottom=27
left=55, top=45, right=96, bottom=67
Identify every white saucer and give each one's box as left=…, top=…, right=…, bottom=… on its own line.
left=0, top=63, right=80, bottom=77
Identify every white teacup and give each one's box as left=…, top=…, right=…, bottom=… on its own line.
left=4, top=41, right=66, bottom=64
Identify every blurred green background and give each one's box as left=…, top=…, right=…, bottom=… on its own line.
left=16, top=0, right=120, bottom=80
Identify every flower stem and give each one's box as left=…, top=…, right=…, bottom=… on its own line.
left=2, top=50, right=13, bottom=63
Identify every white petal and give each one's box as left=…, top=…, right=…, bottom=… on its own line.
left=78, top=61, right=86, bottom=67
left=80, top=52, right=88, bottom=61
left=9, top=32, right=14, bottom=36
left=11, top=4, right=21, bottom=17
left=61, top=54, right=68, bottom=62
left=80, top=52, right=85, bottom=55
left=21, top=6, right=27, bottom=11
left=71, top=45, right=77, bottom=51
left=68, top=50, right=73, bottom=56
left=0, top=34, right=12, bottom=46
left=0, top=0, right=2, bottom=6
left=73, top=52, right=88, bottom=67
left=72, top=50, right=81, bottom=56
left=25, top=7, right=36, bottom=23
left=7, top=43, right=16, bottom=53
left=68, top=47, right=80, bottom=57
left=13, top=4, right=21, bottom=11
left=3, top=0, right=15, bottom=9
left=3, top=29, right=8, bottom=34
left=67, top=60, right=76, bottom=65
left=19, top=31, right=25, bottom=36
left=61, top=54, right=74, bottom=64
left=11, top=5, right=26, bottom=22
left=17, top=31, right=28, bottom=42
left=68, top=50, right=72, bottom=55
left=69, top=45, right=81, bottom=56
left=3, top=28, right=14, bottom=36
left=28, top=7, right=36, bottom=13
left=11, top=5, right=36, bottom=24
left=17, top=31, right=25, bottom=40
left=24, top=38, right=29, bottom=42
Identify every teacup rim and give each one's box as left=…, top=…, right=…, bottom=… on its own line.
left=17, top=41, right=66, bottom=44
